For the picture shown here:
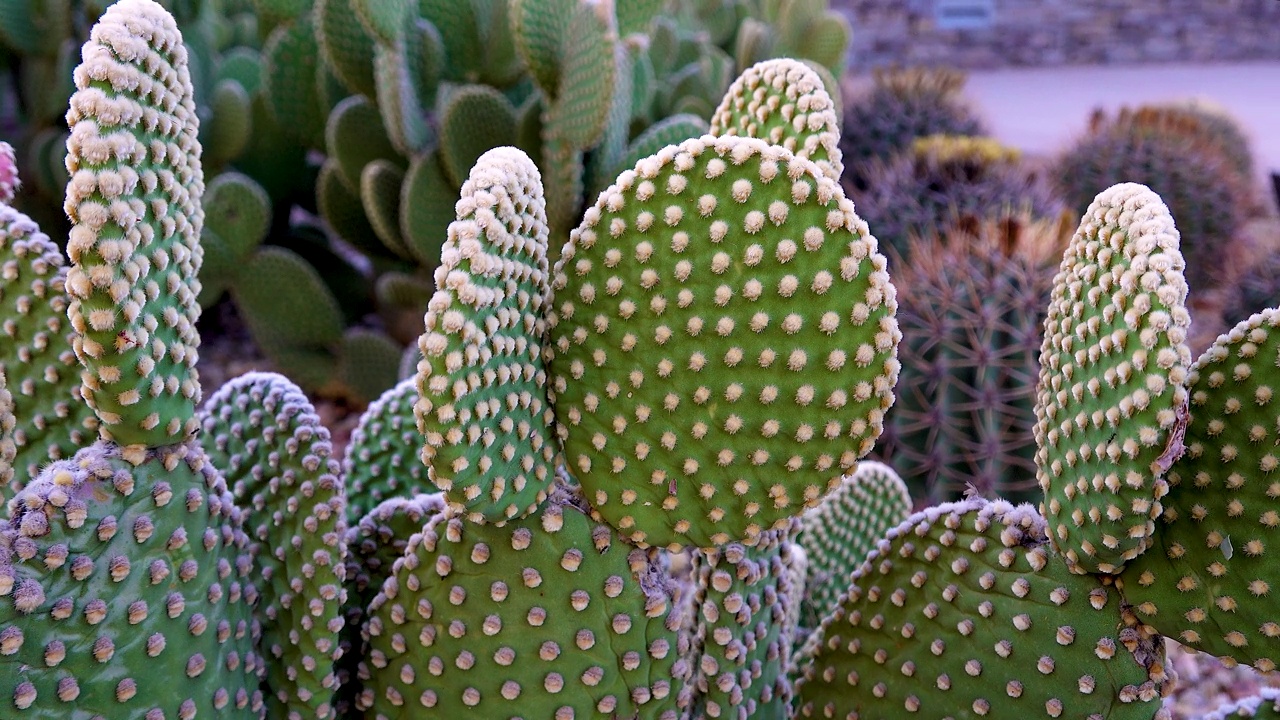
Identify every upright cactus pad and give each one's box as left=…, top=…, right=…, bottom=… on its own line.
left=201, top=373, right=348, bottom=719
left=0, top=443, right=265, bottom=718
left=1036, top=183, right=1192, bottom=574
left=415, top=147, right=558, bottom=524
left=1119, top=309, right=1280, bottom=672
left=796, top=461, right=912, bottom=629
left=710, top=58, right=842, bottom=182
left=63, top=0, right=206, bottom=447
left=794, top=499, right=1169, bottom=720
left=345, top=377, right=430, bottom=523
left=548, top=134, right=900, bottom=549
left=359, top=498, right=685, bottom=719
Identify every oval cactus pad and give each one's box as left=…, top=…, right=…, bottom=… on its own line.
left=1035, top=182, right=1191, bottom=574
left=548, top=134, right=899, bottom=549
left=415, top=147, right=558, bottom=524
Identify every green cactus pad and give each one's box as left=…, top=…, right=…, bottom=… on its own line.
left=359, top=497, right=685, bottom=718
left=617, top=0, right=664, bottom=36
left=203, top=172, right=270, bottom=263
left=361, top=160, right=409, bottom=259
left=350, top=0, right=410, bottom=44
left=0, top=203, right=98, bottom=495
left=542, top=135, right=586, bottom=241
left=710, top=58, right=843, bottom=182
left=399, top=150, right=456, bottom=267
left=334, top=492, right=445, bottom=718
left=510, top=0, right=576, bottom=97
left=618, top=113, right=711, bottom=179
left=337, top=327, right=403, bottom=404
left=796, top=461, right=912, bottom=629
left=1201, top=688, right=1280, bottom=720
left=1035, top=182, right=1193, bottom=574
left=0, top=442, right=265, bottom=718
left=326, top=94, right=402, bottom=195
left=547, top=134, right=900, bottom=549
left=680, top=524, right=804, bottom=719
left=201, top=372, right=348, bottom=719
left=202, top=79, right=253, bottom=167
left=438, top=85, right=519, bottom=188
left=415, top=147, right=558, bottom=523
left=372, top=21, right=441, bottom=157
left=63, top=0, right=206, bottom=447
left=1119, top=309, right=1280, bottom=672
left=345, top=378, right=430, bottom=524
left=794, top=499, right=1169, bottom=720
left=543, top=1, right=616, bottom=151
left=263, top=14, right=326, bottom=150
left=318, top=159, right=382, bottom=257
left=316, top=0, right=377, bottom=99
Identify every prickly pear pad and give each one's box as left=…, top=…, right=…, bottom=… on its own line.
left=1120, top=310, right=1280, bottom=672
left=201, top=372, right=347, bottom=719
left=345, top=378, right=429, bottom=524
left=1036, top=182, right=1191, bottom=574
left=360, top=498, right=685, bottom=719
left=63, top=0, right=206, bottom=446
left=797, top=461, right=912, bottom=629
left=548, top=134, right=899, bottom=549
left=710, top=59, right=843, bottom=182
left=0, top=443, right=264, bottom=718
left=416, top=147, right=559, bottom=525
left=794, top=499, right=1168, bottom=720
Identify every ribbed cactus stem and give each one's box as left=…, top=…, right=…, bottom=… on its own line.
left=63, top=0, right=205, bottom=447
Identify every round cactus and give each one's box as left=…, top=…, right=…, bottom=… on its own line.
left=200, top=372, right=348, bottom=720
left=0, top=443, right=265, bottom=718
left=793, top=499, right=1170, bottom=720
left=414, top=146, right=559, bottom=525
left=547, top=134, right=900, bottom=549
left=359, top=497, right=686, bottom=718
left=63, top=0, right=206, bottom=447
left=1035, top=182, right=1192, bottom=575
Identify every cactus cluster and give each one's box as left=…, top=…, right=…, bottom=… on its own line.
left=6, top=3, right=1280, bottom=719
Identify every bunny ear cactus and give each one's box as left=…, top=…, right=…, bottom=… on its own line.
left=345, top=377, right=431, bottom=523
left=200, top=372, right=348, bottom=719
left=414, top=147, right=559, bottom=524
left=793, top=499, right=1171, bottom=720
left=547, top=133, right=900, bottom=549
left=1118, top=308, right=1280, bottom=672
left=709, top=58, right=843, bottom=182
left=1035, top=182, right=1193, bottom=575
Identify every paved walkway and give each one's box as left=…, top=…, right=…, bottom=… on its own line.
left=962, top=62, right=1280, bottom=188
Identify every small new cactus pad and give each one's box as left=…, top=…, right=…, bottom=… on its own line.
left=0, top=370, right=14, bottom=488
left=335, top=493, right=446, bottom=717
left=415, top=147, right=558, bottom=524
left=1035, top=183, right=1192, bottom=574
left=547, top=134, right=900, bottom=549
left=680, top=524, right=804, bottom=720
left=200, top=372, right=347, bottom=719
left=1119, top=309, right=1280, bottom=672
left=796, top=461, right=912, bottom=629
left=359, top=497, right=685, bottom=719
left=1200, top=688, right=1280, bottom=720
left=793, top=499, right=1170, bottom=720
left=0, top=141, right=18, bottom=204
left=0, top=200, right=97, bottom=494
left=0, top=443, right=265, bottom=718
left=345, top=377, right=430, bottom=524
left=709, top=58, right=843, bottom=182
left=63, top=0, right=206, bottom=446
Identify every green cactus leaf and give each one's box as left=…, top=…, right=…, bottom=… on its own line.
left=618, top=113, right=710, bottom=179
left=1035, top=183, right=1193, bottom=574
left=541, top=135, right=585, bottom=242
left=710, top=58, right=843, bottom=182
left=796, top=461, right=912, bottom=630
left=547, top=135, right=900, bottom=549
left=349, top=0, right=409, bottom=44
left=202, top=78, right=253, bottom=167
left=544, top=2, right=616, bottom=151
left=201, top=372, right=347, bottom=720
left=360, top=159, right=410, bottom=259
left=1120, top=308, right=1280, bottom=672
left=799, top=10, right=851, bottom=75
left=794, top=499, right=1169, bottom=720
left=732, top=16, right=774, bottom=74
left=204, top=171, right=271, bottom=262
left=372, top=21, right=441, bottom=156
left=419, top=0, right=483, bottom=82
left=318, top=158, right=384, bottom=256
left=316, top=0, right=378, bottom=98
left=415, top=147, right=558, bottom=523
left=514, top=91, right=546, bottom=167
left=361, top=498, right=685, bottom=718
left=475, top=0, right=523, bottom=86
left=0, top=0, right=70, bottom=56
left=217, top=46, right=264, bottom=95
left=0, top=203, right=98, bottom=498
left=0, top=443, right=265, bottom=718
left=510, top=0, right=576, bottom=97
left=617, top=0, right=664, bottom=36
left=263, top=14, right=327, bottom=150
left=584, top=42, right=633, bottom=197
left=197, top=227, right=234, bottom=308
left=343, top=377, right=432, bottom=523
left=253, top=0, right=308, bottom=23
left=326, top=94, right=403, bottom=194
left=438, top=84, right=518, bottom=188
left=337, top=327, right=404, bottom=404
left=399, top=150, right=457, bottom=267
left=64, top=0, right=206, bottom=446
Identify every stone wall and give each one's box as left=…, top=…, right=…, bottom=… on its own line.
left=834, top=0, right=1280, bottom=69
